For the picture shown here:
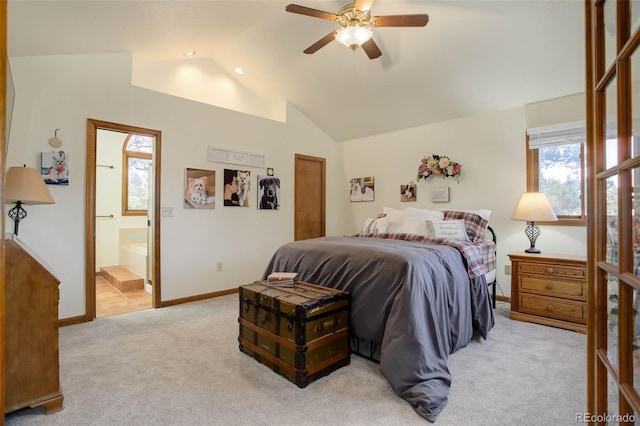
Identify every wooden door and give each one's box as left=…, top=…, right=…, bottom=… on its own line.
left=294, top=154, right=325, bottom=241
left=1, top=0, right=7, bottom=420
left=586, top=0, right=640, bottom=420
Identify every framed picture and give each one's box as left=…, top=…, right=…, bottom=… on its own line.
left=349, top=176, right=375, bottom=202
left=41, top=150, right=69, bottom=185
left=401, top=183, right=416, bottom=202
left=431, top=186, right=450, bottom=203
left=184, top=168, right=215, bottom=209
left=257, top=175, right=280, bottom=210
left=223, top=169, right=250, bottom=207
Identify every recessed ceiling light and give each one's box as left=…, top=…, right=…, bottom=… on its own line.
left=234, top=67, right=244, bottom=75
left=183, top=51, right=196, bottom=57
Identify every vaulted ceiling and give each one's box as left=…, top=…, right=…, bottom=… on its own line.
left=7, top=1, right=585, bottom=142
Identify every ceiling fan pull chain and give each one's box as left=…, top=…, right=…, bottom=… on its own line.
left=353, top=49, right=356, bottom=78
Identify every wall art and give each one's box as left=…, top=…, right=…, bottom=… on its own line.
left=349, top=176, right=375, bottom=202
left=184, top=168, right=216, bottom=209
left=257, top=175, right=280, bottom=210
left=223, top=168, right=250, bottom=207
left=41, top=150, right=69, bottom=185
left=431, top=186, right=450, bottom=203
left=401, top=182, right=416, bottom=202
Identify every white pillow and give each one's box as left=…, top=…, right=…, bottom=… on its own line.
left=382, top=207, right=405, bottom=233
left=401, top=208, right=444, bottom=236
left=361, top=216, right=390, bottom=234
left=425, top=219, right=470, bottom=241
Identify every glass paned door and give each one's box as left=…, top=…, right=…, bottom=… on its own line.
left=589, top=0, right=640, bottom=420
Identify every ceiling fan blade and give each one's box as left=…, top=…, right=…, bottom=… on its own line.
left=354, top=0, right=375, bottom=11
left=373, top=14, right=429, bottom=27
left=361, top=38, right=382, bottom=59
left=286, top=4, right=337, bottom=21
left=303, top=30, right=339, bottom=54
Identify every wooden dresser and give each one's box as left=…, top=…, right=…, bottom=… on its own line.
left=508, top=252, right=587, bottom=334
left=5, top=237, right=64, bottom=414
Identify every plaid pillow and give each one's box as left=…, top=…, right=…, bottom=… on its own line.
left=443, top=210, right=489, bottom=242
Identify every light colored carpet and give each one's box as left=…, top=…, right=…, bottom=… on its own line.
left=5, top=296, right=586, bottom=425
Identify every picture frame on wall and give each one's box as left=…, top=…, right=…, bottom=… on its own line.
left=431, top=186, right=450, bottom=203
left=349, top=176, right=375, bottom=202
left=184, top=168, right=215, bottom=209
left=400, top=183, right=416, bottom=202
left=223, top=169, right=251, bottom=207
left=257, top=175, right=280, bottom=210
left=41, top=150, right=69, bottom=185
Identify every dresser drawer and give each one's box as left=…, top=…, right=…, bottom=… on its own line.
left=518, top=293, right=586, bottom=324
left=519, top=276, right=586, bottom=301
left=518, top=262, right=586, bottom=280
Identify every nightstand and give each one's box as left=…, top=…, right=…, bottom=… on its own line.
left=508, top=252, right=587, bottom=334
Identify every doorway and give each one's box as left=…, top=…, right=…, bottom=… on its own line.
left=85, top=119, right=162, bottom=321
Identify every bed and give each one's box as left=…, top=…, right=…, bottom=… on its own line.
left=262, top=208, right=496, bottom=422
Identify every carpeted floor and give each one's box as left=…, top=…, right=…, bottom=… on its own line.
left=5, top=296, right=586, bottom=426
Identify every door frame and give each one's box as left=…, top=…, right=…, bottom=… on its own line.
left=85, top=119, right=162, bottom=320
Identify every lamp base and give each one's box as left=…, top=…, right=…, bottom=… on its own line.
left=7, top=201, right=26, bottom=236
left=524, top=221, right=542, bottom=254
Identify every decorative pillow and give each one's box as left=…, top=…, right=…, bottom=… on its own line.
left=425, top=219, right=470, bottom=241
left=361, top=215, right=390, bottom=234
left=460, top=209, right=491, bottom=221
left=443, top=210, right=489, bottom=242
left=382, top=207, right=405, bottom=233
left=401, top=207, right=445, bottom=236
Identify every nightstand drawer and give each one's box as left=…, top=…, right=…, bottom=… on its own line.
left=518, top=262, right=586, bottom=279
left=519, top=293, right=586, bottom=324
left=520, top=276, right=586, bottom=301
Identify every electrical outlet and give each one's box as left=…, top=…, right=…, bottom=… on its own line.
left=216, top=262, right=223, bottom=272
left=161, top=206, right=173, bottom=217
left=504, top=265, right=512, bottom=275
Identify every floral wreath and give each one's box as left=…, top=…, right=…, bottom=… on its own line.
left=417, top=154, right=462, bottom=181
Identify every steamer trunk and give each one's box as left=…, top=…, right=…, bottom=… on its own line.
left=238, top=281, right=350, bottom=388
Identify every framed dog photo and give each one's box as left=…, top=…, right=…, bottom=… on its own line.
left=223, top=169, right=250, bottom=207
left=184, top=168, right=215, bottom=209
left=349, top=176, right=375, bottom=202
left=41, top=150, right=69, bottom=185
left=257, top=175, right=280, bottom=210
left=400, top=183, right=416, bottom=202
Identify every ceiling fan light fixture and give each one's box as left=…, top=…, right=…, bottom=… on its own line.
left=335, top=24, right=372, bottom=49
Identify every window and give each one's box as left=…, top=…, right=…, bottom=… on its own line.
left=122, top=134, right=153, bottom=216
left=526, top=122, right=586, bottom=225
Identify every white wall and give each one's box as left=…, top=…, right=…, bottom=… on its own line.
left=6, top=52, right=349, bottom=319
left=341, top=107, right=587, bottom=298
left=132, top=58, right=277, bottom=123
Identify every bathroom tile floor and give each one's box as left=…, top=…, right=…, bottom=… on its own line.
left=96, top=275, right=152, bottom=318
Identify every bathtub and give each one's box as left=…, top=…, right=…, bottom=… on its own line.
left=119, top=228, right=148, bottom=284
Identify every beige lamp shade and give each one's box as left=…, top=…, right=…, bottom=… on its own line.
left=5, top=166, right=55, bottom=204
left=512, top=192, right=558, bottom=222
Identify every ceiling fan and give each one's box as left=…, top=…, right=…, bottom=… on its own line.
left=285, top=0, right=429, bottom=59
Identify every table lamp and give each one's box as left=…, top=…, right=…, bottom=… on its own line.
left=512, top=192, right=558, bottom=253
left=5, top=165, right=56, bottom=235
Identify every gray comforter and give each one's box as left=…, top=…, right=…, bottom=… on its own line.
left=263, top=236, right=494, bottom=422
